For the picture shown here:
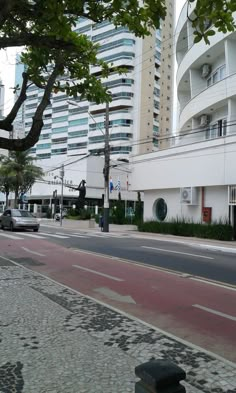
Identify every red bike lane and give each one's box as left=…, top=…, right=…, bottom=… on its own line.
left=1, top=236, right=236, bottom=361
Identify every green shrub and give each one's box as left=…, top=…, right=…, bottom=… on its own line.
left=138, top=219, right=233, bottom=241
left=79, top=209, right=91, bottom=220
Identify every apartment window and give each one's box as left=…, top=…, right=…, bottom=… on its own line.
left=68, top=142, right=87, bottom=150
left=39, top=133, right=50, bottom=140
left=68, top=130, right=88, bottom=138
left=207, top=64, right=226, bottom=87
left=37, top=153, right=51, bottom=159
left=98, top=39, right=135, bottom=53
left=102, top=51, right=135, bottom=63
left=206, top=119, right=227, bottom=139
left=52, top=115, right=68, bottom=123
left=103, top=78, right=134, bottom=89
left=69, top=118, right=88, bottom=126
left=92, top=26, right=129, bottom=42
left=52, top=137, right=67, bottom=144
left=52, top=126, right=68, bottom=133
left=36, top=143, right=51, bottom=149
left=51, top=148, right=67, bottom=155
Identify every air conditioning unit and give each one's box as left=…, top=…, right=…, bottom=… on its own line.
left=201, top=63, right=211, bottom=78
left=180, top=187, right=198, bottom=205
left=199, top=114, right=210, bottom=127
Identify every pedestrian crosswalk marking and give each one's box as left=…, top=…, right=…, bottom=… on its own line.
left=39, top=232, right=70, bottom=239
left=20, top=233, right=47, bottom=239
left=0, top=232, right=24, bottom=240
left=55, top=232, right=89, bottom=238
left=0, top=229, right=127, bottom=241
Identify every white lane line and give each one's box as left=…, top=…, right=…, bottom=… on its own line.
left=21, top=247, right=46, bottom=257
left=55, top=232, right=89, bottom=238
left=0, top=232, right=24, bottom=240
left=193, top=304, right=236, bottom=321
left=72, top=264, right=124, bottom=282
left=73, top=232, right=103, bottom=237
left=39, top=232, right=69, bottom=239
left=19, top=233, right=47, bottom=239
left=141, top=246, right=214, bottom=260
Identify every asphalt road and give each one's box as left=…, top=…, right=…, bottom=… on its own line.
left=35, top=225, right=236, bottom=286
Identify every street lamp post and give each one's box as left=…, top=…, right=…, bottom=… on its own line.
left=103, top=100, right=110, bottom=232
left=67, top=98, right=111, bottom=233
left=59, top=164, right=64, bottom=226
left=55, top=164, right=64, bottom=226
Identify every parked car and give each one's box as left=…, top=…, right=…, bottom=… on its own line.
left=54, top=210, right=67, bottom=221
left=1, top=209, right=40, bottom=232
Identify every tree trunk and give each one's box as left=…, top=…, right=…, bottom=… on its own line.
left=5, top=191, right=9, bottom=207
left=14, top=189, right=18, bottom=208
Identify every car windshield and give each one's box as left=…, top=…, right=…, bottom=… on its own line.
left=12, top=210, right=33, bottom=217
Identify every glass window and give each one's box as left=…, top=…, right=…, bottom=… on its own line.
left=12, top=210, right=33, bottom=217
left=220, top=65, right=226, bottom=79
left=37, top=143, right=51, bottom=149
left=213, top=71, right=219, bottom=84
left=92, top=26, right=129, bottom=42
left=69, top=118, right=88, bottom=126
left=155, top=198, right=167, bottom=221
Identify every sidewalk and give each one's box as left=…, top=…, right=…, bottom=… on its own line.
left=1, top=258, right=236, bottom=392
left=41, top=218, right=236, bottom=254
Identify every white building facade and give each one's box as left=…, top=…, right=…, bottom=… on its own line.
left=131, top=2, right=236, bottom=238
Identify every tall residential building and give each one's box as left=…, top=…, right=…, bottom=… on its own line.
left=0, top=78, right=6, bottom=157
left=158, top=0, right=175, bottom=149
left=19, top=6, right=174, bottom=164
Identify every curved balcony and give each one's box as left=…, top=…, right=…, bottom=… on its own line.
left=179, top=73, right=236, bottom=129
left=177, top=31, right=227, bottom=88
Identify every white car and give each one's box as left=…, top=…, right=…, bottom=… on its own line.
left=1, top=209, right=40, bottom=232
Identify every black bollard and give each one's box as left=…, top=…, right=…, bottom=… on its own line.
left=135, top=359, right=186, bottom=393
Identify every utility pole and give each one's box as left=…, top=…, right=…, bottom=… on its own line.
left=103, top=101, right=110, bottom=232
left=60, top=164, right=64, bottom=227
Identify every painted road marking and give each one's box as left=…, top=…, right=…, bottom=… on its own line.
left=94, top=287, right=136, bottom=304
left=21, top=247, right=46, bottom=257
left=19, top=233, right=47, bottom=239
left=141, top=246, right=214, bottom=260
left=193, top=304, right=236, bottom=321
left=0, top=232, right=24, bottom=240
left=72, top=264, right=124, bottom=282
left=39, top=232, right=70, bottom=239
left=56, top=232, right=89, bottom=238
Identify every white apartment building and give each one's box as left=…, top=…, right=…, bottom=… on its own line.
left=131, top=1, right=236, bottom=238
left=14, top=9, right=175, bottom=205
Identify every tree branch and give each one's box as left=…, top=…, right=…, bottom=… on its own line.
left=0, top=72, right=29, bottom=132
left=0, top=34, right=79, bottom=51
left=0, top=0, right=16, bottom=28
left=0, top=63, right=62, bottom=151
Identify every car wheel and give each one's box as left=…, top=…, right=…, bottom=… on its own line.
left=10, top=222, right=14, bottom=232
left=1, top=224, right=4, bottom=230
left=33, top=228, right=39, bottom=232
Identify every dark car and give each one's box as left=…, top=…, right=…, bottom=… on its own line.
left=1, top=209, right=40, bottom=232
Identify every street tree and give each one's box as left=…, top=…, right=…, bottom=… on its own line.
left=0, top=150, right=43, bottom=207
left=0, top=0, right=235, bottom=152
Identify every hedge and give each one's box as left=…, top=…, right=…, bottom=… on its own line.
left=138, top=219, right=233, bottom=241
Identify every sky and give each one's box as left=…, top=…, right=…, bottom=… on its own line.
left=0, top=0, right=186, bottom=117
